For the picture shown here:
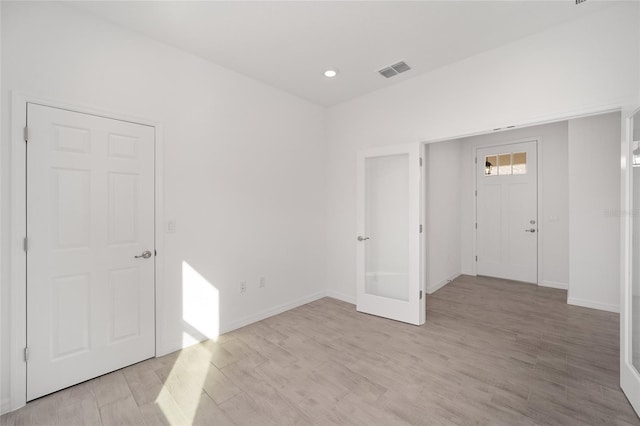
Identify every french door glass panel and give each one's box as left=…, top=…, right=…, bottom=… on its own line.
left=365, top=154, right=410, bottom=302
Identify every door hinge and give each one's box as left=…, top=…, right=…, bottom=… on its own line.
left=475, top=157, right=477, bottom=164
left=419, top=157, right=423, bottom=167
left=155, top=250, right=157, bottom=256
left=420, top=224, right=423, bottom=233
left=24, top=347, right=29, bottom=362
left=475, top=222, right=477, bottom=229
left=475, top=189, right=477, bottom=197
left=23, top=126, right=29, bottom=142
left=419, top=290, right=423, bottom=300
left=23, top=237, right=29, bottom=252
left=475, top=256, right=478, bottom=262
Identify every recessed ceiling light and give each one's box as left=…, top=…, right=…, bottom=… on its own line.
left=324, top=69, right=338, bottom=78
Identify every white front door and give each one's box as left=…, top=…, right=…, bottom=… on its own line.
left=622, top=107, right=640, bottom=416
left=356, top=143, right=424, bottom=325
left=476, top=141, right=538, bottom=283
left=26, top=104, right=156, bottom=400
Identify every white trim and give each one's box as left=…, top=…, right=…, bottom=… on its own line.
left=221, top=291, right=329, bottom=335
left=567, top=297, right=619, bottom=313
left=325, top=290, right=356, bottom=305
left=419, top=142, right=427, bottom=325
left=426, top=272, right=461, bottom=294
left=539, top=280, right=568, bottom=290
left=418, top=104, right=625, bottom=146
left=8, top=92, right=164, bottom=413
left=0, top=399, right=10, bottom=416
left=10, top=93, right=27, bottom=413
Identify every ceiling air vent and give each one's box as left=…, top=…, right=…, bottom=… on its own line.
left=378, top=61, right=412, bottom=79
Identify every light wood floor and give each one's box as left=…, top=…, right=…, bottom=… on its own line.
left=2, top=275, right=639, bottom=425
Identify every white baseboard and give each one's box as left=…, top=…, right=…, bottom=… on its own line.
left=427, top=273, right=461, bottom=294
left=539, top=280, right=569, bottom=290
left=155, top=291, right=330, bottom=357
left=1, top=398, right=11, bottom=416
left=220, top=291, right=328, bottom=334
left=325, top=290, right=356, bottom=305
left=567, top=297, right=619, bottom=313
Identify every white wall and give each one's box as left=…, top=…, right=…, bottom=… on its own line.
left=1, top=1, right=327, bottom=411
left=325, top=3, right=638, bottom=302
left=568, top=112, right=622, bottom=313
left=424, top=140, right=462, bottom=293
left=456, top=121, right=569, bottom=288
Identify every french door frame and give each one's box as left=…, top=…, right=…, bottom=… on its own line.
left=8, top=92, right=165, bottom=412
left=356, top=142, right=425, bottom=326
left=620, top=104, right=640, bottom=416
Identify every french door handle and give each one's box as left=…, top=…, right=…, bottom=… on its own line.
left=357, top=236, right=370, bottom=242
left=525, top=228, right=536, bottom=233
left=135, top=250, right=152, bottom=259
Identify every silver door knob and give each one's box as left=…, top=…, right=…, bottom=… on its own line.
left=135, top=250, right=152, bottom=259
left=357, top=236, right=370, bottom=241
left=525, top=228, right=536, bottom=233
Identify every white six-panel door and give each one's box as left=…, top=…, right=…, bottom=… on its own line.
left=26, top=103, right=155, bottom=400
left=476, top=141, right=538, bottom=283
left=356, top=143, right=424, bottom=325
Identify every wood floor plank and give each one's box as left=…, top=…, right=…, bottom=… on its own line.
left=122, top=362, right=166, bottom=407
left=57, top=398, right=102, bottom=426
left=92, top=371, right=134, bottom=408
left=98, top=395, right=145, bottom=426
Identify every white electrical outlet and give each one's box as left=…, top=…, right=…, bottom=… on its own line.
left=240, top=281, right=247, bottom=293
left=167, top=220, right=177, bottom=233
left=259, top=276, right=266, bottom=288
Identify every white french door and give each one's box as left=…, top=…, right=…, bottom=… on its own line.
left=622, top=107, right=640, bottom=416
left=26, top=104, right=156, bottom=400
left=476, top=141, right=538, bottom=283
left=356, top=143, right=424, bottom=325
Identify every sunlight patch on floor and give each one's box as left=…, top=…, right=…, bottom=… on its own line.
left=154, top=261, right=220, bottom=424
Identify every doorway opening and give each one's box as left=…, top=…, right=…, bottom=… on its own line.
left=422, top=111, right=621, bottom=305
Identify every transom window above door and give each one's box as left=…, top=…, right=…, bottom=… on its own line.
left=484, top=151, right=527, bottom=176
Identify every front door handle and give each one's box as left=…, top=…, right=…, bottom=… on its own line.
left=135, top=250, right=152, bottom=259
left=357, top=236, right=370, bottom=242
left=525, top=228, right=536, bottom=233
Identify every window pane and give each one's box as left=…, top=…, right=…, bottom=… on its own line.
left=485, top=155, right=498, bottom=176
left=498, top=153, right=511, bottom=175
left=512, top=152, right=527, bottom=175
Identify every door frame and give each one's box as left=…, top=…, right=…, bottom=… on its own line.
left=8, top=92, right=165, bottom=412
left=620, top=104, right=640, bottom=416
left=472, top=138, right=543, bottom=284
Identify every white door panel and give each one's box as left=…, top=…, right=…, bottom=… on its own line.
left=27, top=104, right=155, bottom=400
left=476, top=141, right=537, bottom=283
left=356, top=143, right=424, bottom=325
